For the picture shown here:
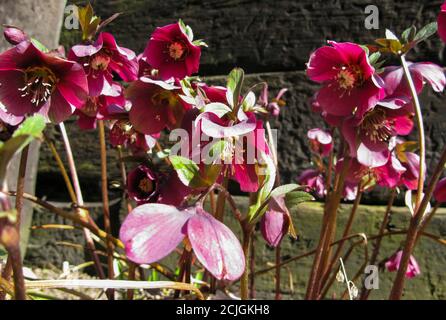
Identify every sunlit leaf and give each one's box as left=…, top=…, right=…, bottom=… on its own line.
left=227, top=68, right=245, bottom=109
left=285, top=191, right=315, bottom=209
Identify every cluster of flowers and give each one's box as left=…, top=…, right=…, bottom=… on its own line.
left=0, top=16, right=289, bottom=282
left=298, top=27, right=446, bottom=277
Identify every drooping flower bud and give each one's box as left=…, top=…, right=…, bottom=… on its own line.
left=385, top=250, right=421, bottom=279
left=3, top=26, right=28, bottom=45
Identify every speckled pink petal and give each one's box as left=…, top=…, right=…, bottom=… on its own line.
left=119, top=204, right=191, bottom=264
left=187, top=207, right=245, bottom=281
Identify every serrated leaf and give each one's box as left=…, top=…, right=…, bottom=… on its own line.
left=285, top=191, right=315, bottom=209
left=227, top=68, right=245, bottom=109
left=414, top=22, right=438, bottom=43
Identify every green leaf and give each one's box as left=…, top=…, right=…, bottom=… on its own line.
left=31, top=38, right=49, bottom=53
left=247, top=153, right=276, bottom=222
left=192, top=39, right=208, bottom=47
left=0, top=115, right=45, bottom=184
left=170, top=155, right=202, bottom=187
left=179, top=19, right=194, bottom=42
left=285, top=191, right=315, bottom=209
left=13, top=114, right=45, bottom=138
left=270, top=184, right=301, bottom=198
left=414, top=22, right=438, bottom=43
left=227, top=68, right=245, bottom=109
left=169, top=155, right=214, bottom=188
left=401, top=25, right=417, bottom=44
left=368, top=52, right=381, bottom=65
left=156, top=148, right=171, bottom=159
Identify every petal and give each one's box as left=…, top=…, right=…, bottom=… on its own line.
left=434, top=177, right=446, bottom=202
left=357, top=142, right=390, bottom=168
left=410, top=62, right=446, bottom=93
left=119, top=203, right=190, bottom=264
left=187, top=208, right=245, bottom=281
left=0, top=69, right=34, bottom=116
left=438, top=10, right=446, bottom=43
left=200, top=115, right=256, bottom=138
left=127, top=81, right=168, bottom=135
left=261, top=211, right=288, bottom=247
left=233, top=164, right=259, bottom=193
left=47, top=89, right=76, bottom=124
left=307, top=46, right=344, bottom=82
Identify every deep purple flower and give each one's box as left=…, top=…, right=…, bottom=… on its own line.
left=75, top=83, right=126, bottom=130
left=0, top=41, right=88, bottom=123
left=126, top=77, right=191, bottom=135
left=69, top=32, right=138, bottom=97
left=143, top=22, right=201, bottom=80
left=119, top=203, right=245, bottom=281
left=127, top=165, right=158, bottom=204
left=385, top=250, right=421, bottom=279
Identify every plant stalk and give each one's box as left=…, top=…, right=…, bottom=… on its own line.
left=98, top=120, right=115, bottom=299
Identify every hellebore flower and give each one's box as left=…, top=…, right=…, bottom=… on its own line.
left=297, top=169, right=325, bottom=198
left=385, top=250, right=421, bottom=279
left=3, top=26, right=28, bottom=45
left=143, top=22, right=201, bottom=80
left=307, top=41, right=385, bottom=118
left=69, top=32, right=138, bottom=97
left=342, top=104, right=414, bottom=168
left=109, top=119, right=158, bottom=155
left=307, top=128, right=333, bottom=157
left=434, top=177, right=446, bottom=202
left=260, top=196, right=291, bottom=247
left=399, top=152, right=420, bottom=190
left=438, top=1, right=446, bottom=43
left=342, top=154, right=406, bottom=190
left=258, top=85, right=288, bottom=117
left=75, top=83, right=126, bottom=130
left=127, top=77, right=191, bottom=135
left=378, top=63, right=445, bottom=109
left=127, top=165, right=158, bottom=204
left=119, top=203, right=245, bottom=281
left=199, top=110, right=269, bottom=193
left=157, top=171, right=193, bottom=207
left=343, top=181, right=359, bottom=201
left=0, top=41, right=88, bottom=123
